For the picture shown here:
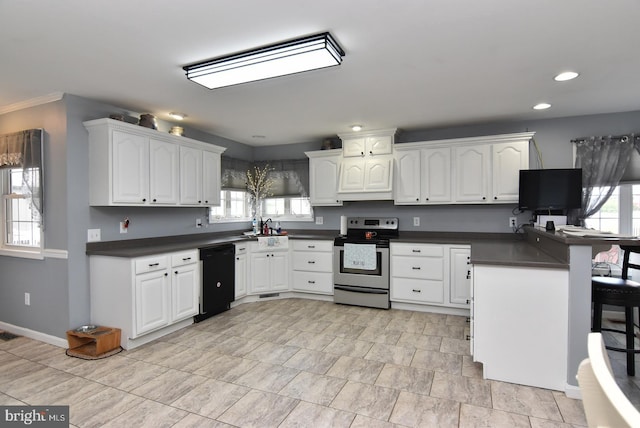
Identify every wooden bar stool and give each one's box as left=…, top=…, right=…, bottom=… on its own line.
left=592, top=245, right=640, bottom=376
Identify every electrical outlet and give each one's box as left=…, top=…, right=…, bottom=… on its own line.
left=413, top=217, right=420, bottom=227
left=196, top=218, right=202, bottom=228
left=87, top=229, right=101, bottom=242
left=119, top=222, right=128, bottom=234
left=509, top=217, right=517, bottom=228
left=315, top=216, right=323, bottom=225
left=24, top=292, right=30, bottom=306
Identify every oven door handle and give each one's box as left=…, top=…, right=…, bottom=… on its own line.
left=334, top=285, right=388, bottom=295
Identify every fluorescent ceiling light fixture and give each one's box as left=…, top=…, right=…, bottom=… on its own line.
left=554, top=71, right=579, bottom=82
left=351, top=125, right=362, bottom=132
left=533, top=103, right=551, bottom=110
left=169, top=112, right=186, bottom=120
left=184, top=32, right=344, bottom=90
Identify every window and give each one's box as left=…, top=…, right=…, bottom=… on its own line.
left=585, top=183, right=640, bottom=235
left=2, top=167, right=42, bottom=252
left=209, top=191, right=313, bottom=223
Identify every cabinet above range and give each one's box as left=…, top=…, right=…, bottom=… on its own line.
left=84, top=118, right=226, bottom=207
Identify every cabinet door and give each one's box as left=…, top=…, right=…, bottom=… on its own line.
left=309, top=155, right=342, bottom=206
left=270, top=252, right=289, bottom=291
left=112, top=130, right=149, bottom=204
left=171, top=263, right=199, bottom=322
left=235, top=253, right=247, bottom=298
left=250, top=253, right=271, bottom=293
left=422, top=148, right=452, bottom=203
left=149, top=139, right=179, bottom=204
left=366, top=135, right=393, bottom=155
left=342, top=138, right=366, bottom=157
left=449, top=247, right=471, bottom=306
left=394, top=149, right=421, bottom=204
left=454, top=145, right=489, bottom=202
left=491, top=141, right=529, bottom=202
left=364, top=157, right=393, bottom=191
left=180, top=146, right=203, bottom=205
left=202, top=150, right=221, bottom=206
left=339, top=158, right=366, bottom=192
left=134, top=270, right=170, bottom=336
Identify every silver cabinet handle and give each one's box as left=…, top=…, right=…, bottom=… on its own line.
left=308, top=245, right=315, bottom=249
left=412, top=249, right=421, bottom=253
left=308, top=280, right=315, bottom=284
left=412, top=266, right=421, bottom=270
left=148, top=263, right=159, bottom=267
left=182, top=257, right=191, bottom=261
left=412, top=289, right=421, bottom=293
left=308, top=260, right=316, bottom=264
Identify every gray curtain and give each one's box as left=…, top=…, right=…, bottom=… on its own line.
left=0, top=129, right=43, bottom=219
left=221, top=156, right=309, bottom=198
left=574, top=136, right=634, bottom=225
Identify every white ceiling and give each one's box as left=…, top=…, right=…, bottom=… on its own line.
left=1, top=0, right=639, bottom=146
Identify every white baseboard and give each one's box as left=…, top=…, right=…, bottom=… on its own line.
left=0, top=321, right=67, bottom=348
left=565, top=383, right=581, bottom=400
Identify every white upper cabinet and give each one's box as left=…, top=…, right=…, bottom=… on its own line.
left=491, top=141, right=529, bottom=202
left=149, top=139, right=179, bottom=204
left=337, top=128, right=397, bottom=200
left=342, top=134, right=393, bottom=157
left=395, top=147, right=451, bottom=204
left=202, top=150, right=221, bottom=206
left=454, top=145, right=491, bottom=203
left=394, top=132, right=533, bottom=205
left=85, top=118, right=226, bottom=207
left=111, top=130, right=149, bottom=204
left=179, top=146, right=203, bottom=205
left=305, top=150, right=342, bottom=206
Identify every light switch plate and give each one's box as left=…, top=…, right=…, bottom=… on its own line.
left=87, top=229, right=101, bottom=242
left=315, top=216, right=323, bottom=225
left=119, top=222, right=128, bottom=234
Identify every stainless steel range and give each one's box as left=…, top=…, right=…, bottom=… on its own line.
left=333, top=217, right=398, bottom=309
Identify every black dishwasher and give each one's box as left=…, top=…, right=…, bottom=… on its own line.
left=195, top=244, right=235, bottom=322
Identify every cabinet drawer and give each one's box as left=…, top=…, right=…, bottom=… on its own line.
left=234, top=243, right=248, bottom=255
left=171, top=250, right=198, bottom=267
left=392, top=256, right=443, bottom=280
left=135, top=255, right=169, bottom=274
left=292, top=271, right=333, bottom=294
left=391, top=243, right=444, bottom=257
left=292, top=240, right=333, bottom=252
left=391, top=277, right=444, bottom=303
left=292, top=252, right=333, bottom=272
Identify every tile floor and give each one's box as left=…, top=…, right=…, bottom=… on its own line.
left=0, top=298, right=599, bottom=427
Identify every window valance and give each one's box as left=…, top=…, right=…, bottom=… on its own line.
left=0, top=128, right=43, bottom=219
left=221, top=156, right=309, bottom=198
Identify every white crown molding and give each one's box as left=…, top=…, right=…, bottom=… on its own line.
left=0, top=92, right=64, bottom=115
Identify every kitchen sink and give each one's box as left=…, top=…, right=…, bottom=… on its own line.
left=255, top=235, right=289, bottom=250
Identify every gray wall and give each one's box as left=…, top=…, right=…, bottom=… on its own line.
left=2, top=93, right=640, bottom=341
left=0, top=99, right=71, bottom=337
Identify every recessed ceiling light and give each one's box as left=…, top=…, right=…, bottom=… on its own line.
left=554, top=71, right=579, bottom=82
left=169, top=112, right=186, bottom=120
left=533, top=103, right=551, bottom=110
left=351, top=125, right=362, bottom=132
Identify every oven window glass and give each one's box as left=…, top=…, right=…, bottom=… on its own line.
left=339, top=250, right=382, bottom=276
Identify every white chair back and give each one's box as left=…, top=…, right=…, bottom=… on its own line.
left=577, top=332, right=640, bottom=427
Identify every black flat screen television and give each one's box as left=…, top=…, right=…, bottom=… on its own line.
left=518, top=168, right=583, bottom=211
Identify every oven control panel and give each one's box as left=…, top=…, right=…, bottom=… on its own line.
left=346, top=217, right=398, bottom=230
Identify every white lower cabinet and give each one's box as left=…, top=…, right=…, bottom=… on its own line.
left=472, top=264, right=569, bottom=391
left=449, top=246, right=471, bottom=306
left=391, top=243, right=445, bottom=304
left=390, top=243, right=471, bottom=309
left=291, top=240, right=333, bottom=295
left=234, top=243, right=248, bottom=299
left=249, top=245, right=289, bottom=294
left=90, top=249, right=199, bottom=349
